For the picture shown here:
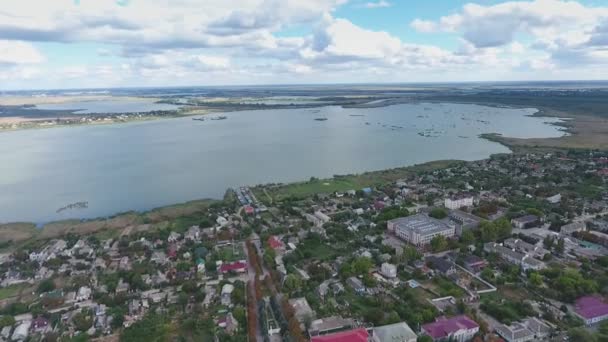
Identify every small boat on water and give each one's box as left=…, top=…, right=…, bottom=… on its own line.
left=192, top=117, right=205, bottom=121
left=314, top=118, right=328, bottom=121
left=210, top=116, right=227, bottom=120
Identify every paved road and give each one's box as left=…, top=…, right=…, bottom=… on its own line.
left=244, top=241, right=264, bottom=342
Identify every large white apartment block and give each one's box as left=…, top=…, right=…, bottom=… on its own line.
left=444, top=193, right=474, bottom=210
left=388, top=214, right=455, bottom=246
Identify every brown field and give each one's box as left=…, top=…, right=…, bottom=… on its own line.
left=0, top=95, right=158, bottom=106
left=0, top=223, right=38, bottom=243
left=483, top=109, right=608, bottom=151
left=0, top=199, right=217, bottom=246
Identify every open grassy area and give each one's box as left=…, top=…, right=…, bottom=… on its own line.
left=255, top=159, right=460, bottom=202
left=216, top=245, right=244, bottom=262
left=0, top=284, right=26, bottom=300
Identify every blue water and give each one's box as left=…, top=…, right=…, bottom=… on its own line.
left=0, top=102, right=564, bottom=223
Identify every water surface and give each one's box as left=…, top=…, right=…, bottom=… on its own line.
left=0, top=102, right=564, bottom=223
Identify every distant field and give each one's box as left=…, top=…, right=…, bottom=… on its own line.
left=481, top=112, right=608, bottom=151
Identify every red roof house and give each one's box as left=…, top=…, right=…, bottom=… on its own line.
left=167, top=244, right=178, bottom=259
left=311, top=328, right=369, bottom=342
left=575, top=296, right=608, bottom=325
left=219, top=260, right=247, bottom=274
left=422, top=315, right=479, bottom=341
left=244, top=205, right=255, bottom=215
left=268, top=236, right=285, bottom=250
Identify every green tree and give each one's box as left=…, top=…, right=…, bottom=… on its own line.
left=529, top=272, right=543, bottom=287
left=352, top=257, right=373, bottom=275
left=555, top=238, right=565, bottom=254
left=429, top=208, right=447, bottom=219
left=495, top=218, right=512, bottom=239
left=543, top=236, right=555, bottom=249
left=72, top=310, right=93, bottom=332
left=37, top=279, right=55, bottom=293
left=362, top=273, right=376, bottom=288
left=417, top=335, right=433, bottom=342
left=430, top=235, right=448, bottom=252
left=460, top=230, right=475, bottom=245
left=283, top=274, right=302, bottom=294
left=0, top=316, right=15, bottom=328
left=479, top=221, right=498, bottom=242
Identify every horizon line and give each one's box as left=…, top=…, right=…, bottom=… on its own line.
left=2, top=79, right=608, bottom=93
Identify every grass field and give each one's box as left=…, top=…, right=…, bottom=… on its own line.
left=216, top=245, right=244, bottom=262
left=0, top=284, right=26, bottom=300
left=254, top=159, right=460, bottom=202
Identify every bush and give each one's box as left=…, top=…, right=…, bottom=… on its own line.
left=429, top=208, right=448, bottom=219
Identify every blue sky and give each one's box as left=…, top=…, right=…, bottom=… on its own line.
left=1, top=0, right=608, bottom=89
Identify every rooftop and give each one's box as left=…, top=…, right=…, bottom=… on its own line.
left=310, top=316, right=355, bottom=335
left=389, top=214, right=451, bottom=235
left=575, top=296, right=608, bottom=319
left=512, top=215, right=539, bottom=224
left=422, top=315, right=479, bottom=339
left=311, top=328, right=369, bottom=342
left=373, top=322, right=417, bottom=342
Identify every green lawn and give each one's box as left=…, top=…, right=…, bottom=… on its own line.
left=255, top=160, right=460, bottom=202
left=216, top=245, right=244, bottom=262
left=0, top=284, right=25, bottom=300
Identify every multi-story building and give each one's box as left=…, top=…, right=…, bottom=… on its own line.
left=483, top=243, right=546, bottom=271
left=444, top=193, right=474, bottom=210
left=495, top=318, right=552, bottom=342
left=388, top=214, right=455, bottom=246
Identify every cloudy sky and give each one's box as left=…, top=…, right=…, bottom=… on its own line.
left=1, top=0, right=608, bottom=89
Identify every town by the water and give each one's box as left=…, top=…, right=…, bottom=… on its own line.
left=0, top=149, right=607, bottom=341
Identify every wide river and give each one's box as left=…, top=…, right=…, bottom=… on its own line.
left=0, top=102, right=564, bottom=223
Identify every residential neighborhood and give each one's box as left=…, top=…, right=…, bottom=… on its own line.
left=0, top=150, right=608, bottom=341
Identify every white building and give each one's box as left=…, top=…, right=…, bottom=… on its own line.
left=444, top=193, right=474, bottom=210
left=483, top=243, right=546, bottom=271
left=495, top=318, right=552, bottom=342
left=221, top=284, right=234, bottom=306
left=372, top=322, right=417, bottom=342
left=381, top=263, right=397, bottom=279
left=560, top=222, right=586, bottom=235
left=76, top=286, right=92, bottom=301
left=388, top=214, right=455, bottom=246
left=11, top=320, right=31, bottom=341
left=314, top=211, right=331, bottom=224
left=545, top=194, right=562, bottom=204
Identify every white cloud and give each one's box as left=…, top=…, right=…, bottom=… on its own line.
left=410, top=19, right=437, bottom=33
left=3, top=0, right=608, bottom=87
left=509, top=42, right=525, bottom=54
left=0, top=40, right=44, bottom=65
left=364, top=1, right=391, bottom=9
left=0, top=0, right=346, bottom=49
left=411, top=0, right=608, bottom=48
